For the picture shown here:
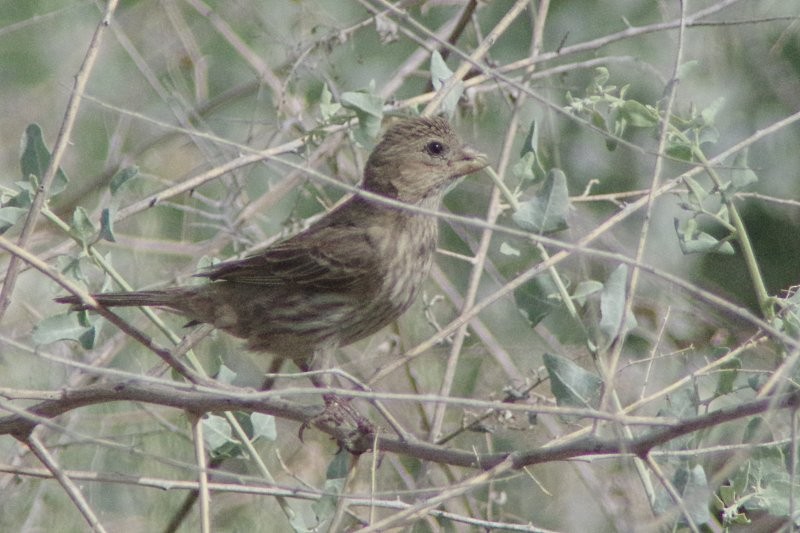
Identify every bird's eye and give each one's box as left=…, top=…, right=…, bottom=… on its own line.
left=425, top=141, right=446, bottom=156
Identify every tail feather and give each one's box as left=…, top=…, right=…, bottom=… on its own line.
left=55, top=290, right=175, bottom=310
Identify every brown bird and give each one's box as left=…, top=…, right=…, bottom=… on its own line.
left=57, top=116, right=488, bottom=368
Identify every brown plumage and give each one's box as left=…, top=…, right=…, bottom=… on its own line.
left=56, top=116, right=488, bottom=364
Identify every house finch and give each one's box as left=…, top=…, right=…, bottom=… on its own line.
left=57, top=116, right=488, bottom=366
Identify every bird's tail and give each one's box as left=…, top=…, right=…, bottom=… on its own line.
left=55, top=290, right=179, bottom=311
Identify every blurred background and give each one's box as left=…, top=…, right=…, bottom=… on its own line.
left=1, top=1, right=799, bottom=531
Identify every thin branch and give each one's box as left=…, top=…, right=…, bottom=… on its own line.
left=25, top=432, right=108, bottom=533
left=357, top=457, right=516, bottom=532
left=644, top=453, right=701, bottom=533
left=0, top=0, right=120, bottom=318
left=0, top=461, right=552, bottom=531
left=190, top=415, right=211, bottom=533
left=2, top=380, right=800, bottom=471
left=0, top=236, right=213, bottom=385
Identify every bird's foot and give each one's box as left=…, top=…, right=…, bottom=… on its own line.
left=298, top=393, right=375, bottom=444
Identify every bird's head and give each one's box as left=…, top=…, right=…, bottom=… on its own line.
left=362, top=116, right=488, bottom=207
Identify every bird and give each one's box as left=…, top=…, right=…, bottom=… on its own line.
left=57, top=116, right=488, bottom=369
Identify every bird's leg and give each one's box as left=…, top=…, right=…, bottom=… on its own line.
left=260, top=356, right=287, bottom=390
left=299, top=344, right=375, bottom=439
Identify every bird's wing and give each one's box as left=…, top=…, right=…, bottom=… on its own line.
left=200, top=224, right=377, bottom=290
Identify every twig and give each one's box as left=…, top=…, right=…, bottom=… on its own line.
left=191, top=415, right=211, bottom=533
left=357, top=457, right=515, bottom=532
left=24, top=432, right=108, bottom=533
left=3, top=380, right=800, bottom=471
left=0, top=236, right=212, bottom=384
left=0, top=0, right=120, bottom=318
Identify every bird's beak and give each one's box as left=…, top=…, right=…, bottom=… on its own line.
left=454, top=145, right=489, bottom=177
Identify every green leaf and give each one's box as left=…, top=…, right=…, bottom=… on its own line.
left=512, top=169, right=569, bottom=233
left=571, top=280, right=603, bottom=306
left=0, top=206, right=28, bottom=234
left=676, top=465, right=713, bottom=525
left=33, top=313, right=96, bottom=348
left=20, top=123, right=69, bottom=197
left=674, top=218, right=735, bottom=255
left=341, top=85, right=384, bottom=145
left=70, top=207, right=95, bottom=245
left=514, top=277, right=559, bottom=327
left=619, top=100, right=658, bottom=128
left=109, top=166, right=139, bottom=195
left=78, top=325, right=97, bottom=349
left=779, top=289, right=800, bottom=337
left=202, top=414, right=236, bottom=453
left=430, top=50, right=463, bottom=117
left=56, top=255, right=87, bottom=284
left=513, top=122, right=546, bottom=182
left=599, top=264, right=637, bottom=340
left=731, top=149, right=758, bottom=189
left=590, top=110, right=607, bottom=132
left=728, top=512, right=752, bottom=525
left=665, top=139, right=693, bottom=161
left=511, top=151, right=537, bottom=182
left=657, top=387, right=698, bottom=420
left=591, top=67, right=610, bottom=89
left=311, top=478, right=345, bottom=522
left=717, top=484, right=736, bottom=506
left=543, top=352, right=603, bottom=409
left=700, top=97, right=725, bottom=126
left=742, top=417, right=771, bottom=444
left=216, top=364, right=238, bottom=385
left=202, top=414, right=248, bottom=459
left=715, top=357, right=741, bottom=396
left=311, top=450, right=351, bottom=523
left=99, top=208, right=116, bottom=242
left=734, top=453, right=797, bottom=519
left=341, top=88, right=383, bottom=119
left=251, top=413, right=277, bottom=441
left=319, top=83, right=341, bottom=121
left=715, top=203, right=730, bottom=224
left=697, top=124, right=720, bottom=146
left=520, top=119, right=539, bottom=158
left=683, top=176, right=707, bottom=208
left=7, top=181, right=34, bottom=209
left=499, top=242, right=520, bottom=256
left=326, top=448, right=350, bottom=479
left=232, top=410, right=254, bottom=438
left=747, top=373, right=768, bottom=392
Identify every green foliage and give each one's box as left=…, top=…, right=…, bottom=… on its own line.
left=674, top=217, right=736, bottom=255
left=514, top=275, right=559, bottom=327
left=0, top=206, right=27, bottom=234
left=654, top=464, right=712, bottom=527
left=714, top=484, right=752, bottom=526
left=341, top=83, right=384, bottom=145
left=32, top=312, right=96, bottom=349
left=98, top=207, right=115, bottom=242
left=599, top=264, right=637, bottom=342
left=512, top=169, right=569, bottom=234
left=512, top=120, right=547, bottom=183
left=319, top=83, right=342, bottom=121
left=203, top=409, right=276, bottom=460
left=109, top=166, right=139, bottom=195
left=202, top=414, right=237, bottom=458
left=430, top=50, right=463, bottom=118
left=20, top=123, right=69, bottom=196
left=543, top=352, right=603, bottom=410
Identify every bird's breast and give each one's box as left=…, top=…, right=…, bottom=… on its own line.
left=367, top=216, right=438, bottom=312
